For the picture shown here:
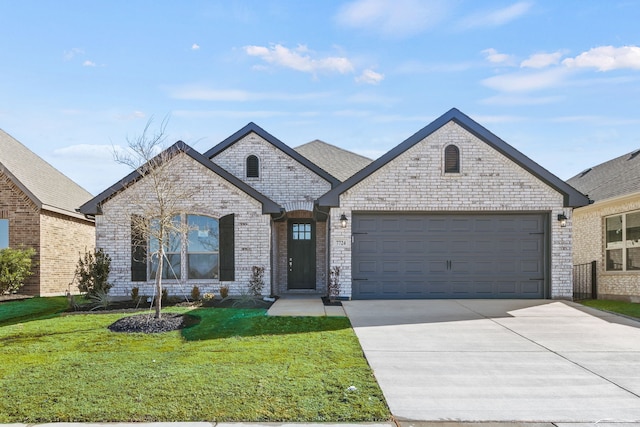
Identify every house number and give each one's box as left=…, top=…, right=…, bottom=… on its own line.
left=334, top=239, right=347, bottom=246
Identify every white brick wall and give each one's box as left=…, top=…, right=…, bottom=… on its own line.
left=329, top=121, right=572, bottom=299
left=211, top=132, right=332, bottom=205
left=96, top=153, right=271, bottom=298
left=573, top=194, right=640, bottom=301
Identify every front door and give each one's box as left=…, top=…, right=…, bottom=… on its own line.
left=287, top=220, right=316, bottom=289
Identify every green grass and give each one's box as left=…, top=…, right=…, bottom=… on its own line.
left=0, top=296, right=69, bottom=327
left=581, top=299, right=640, bottom=320
left=0, top=305, right=389, bottom=423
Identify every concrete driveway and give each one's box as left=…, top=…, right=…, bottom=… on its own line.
left=343, top=299, right=640, bottom=423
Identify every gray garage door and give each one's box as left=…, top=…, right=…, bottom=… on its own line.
left=351, top=213, right=548, bottom=299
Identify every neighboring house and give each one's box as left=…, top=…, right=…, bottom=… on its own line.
left=568, top=149, right=640, bottom=301
left=80, top=108, right=588, bottom=300
left=0, top=129, right=95, bottom=296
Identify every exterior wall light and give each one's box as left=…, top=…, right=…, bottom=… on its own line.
left=557, top=213, right=568, bottom=228
left=340, top=213, right=348, bottom=228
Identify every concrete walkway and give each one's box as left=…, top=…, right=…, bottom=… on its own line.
left=267, top=297, right=345, bottom=317
left=343, top=300, right=640, bottom=423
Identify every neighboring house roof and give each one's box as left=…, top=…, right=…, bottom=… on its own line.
left=567, top=148, right=640, bottom=203
left=204, top=122, right=341, bottom=187
left=294, top=139, right=373, bottom=182
left=0, top=129, right=93, bottom=219
left=318, top=108, right=590, bottom=208
left=79, top=141, right=283, bottom=216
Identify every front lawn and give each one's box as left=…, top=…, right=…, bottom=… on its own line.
left=0, top=296, right=68, bottom=327
left=581, top=299, right=640, bottom=320
left=0, top=305, right=389, bottom=423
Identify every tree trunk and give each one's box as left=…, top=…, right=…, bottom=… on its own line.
left=155, top=249, right=163, bottom=319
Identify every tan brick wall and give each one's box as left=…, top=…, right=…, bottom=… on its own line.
left=573, top=194, right=640, bottom=301
left=329, top=121, right=571, bottom=299
left=40, top=210, right=95, bottom=296
left=96, top=153, right=271, bottom=297
left=0, top=172, right=41, bottom=295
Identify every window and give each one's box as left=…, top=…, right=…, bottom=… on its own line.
left=605, top=211, right=640, bottom=271
left=246, top=155, right=259, bottom=178
left=187, top=215, right=219, bottom=279
left=150, top=216, right=182, bottom=280
left=292, top=223, right=312, bottom=240
left=444, top=145, right=460, bottom=173
left=0, top=219, right=8, bottom=249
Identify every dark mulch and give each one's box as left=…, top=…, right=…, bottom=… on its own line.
left=108, top=312, right=200, bottom=334
left=321, top=296, right=343, bottom=306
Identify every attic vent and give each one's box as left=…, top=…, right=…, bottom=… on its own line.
left=579, top=168, right=592, bottom=177
left=629, top=150, right=640, bottom=160
left=246, top=155, right=259, bottom=178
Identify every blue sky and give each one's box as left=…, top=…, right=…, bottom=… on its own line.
left=1, top=0, right=639, bottom=195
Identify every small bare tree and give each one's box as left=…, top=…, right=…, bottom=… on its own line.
left=114, top=117, right=196, bottom=319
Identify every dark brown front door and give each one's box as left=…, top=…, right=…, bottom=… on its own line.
left=287, top=220, right=316, bottom=289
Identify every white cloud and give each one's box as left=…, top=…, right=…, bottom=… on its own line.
left=82, top=60, right=96, bottom=67
left=335, top=0, right=451, bottom=38
left=167, top=84, right=332, bottom=102
left=521, top=51, right=564, bottom=69
left=481, top=94, right=564, bottom=106
left=63, top=48, right=84, bottom=61
left=482, top=48, right=515, bottom=65
left=355, top=69, right=384, bottom=85
left=482, top=68, right=570, bottom=92
left=244, top=44, right=354, bottom=75
left=53, top=144, right=123, bottom=160
left=191, top=43, right=200, bottom=50
left=562, top=45, right=640, bottom=71
left=458, top=1, right=532, bottom=30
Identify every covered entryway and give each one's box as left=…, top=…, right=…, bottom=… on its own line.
left=351, top=212, right=548, bottom=299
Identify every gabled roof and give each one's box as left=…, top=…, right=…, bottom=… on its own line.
left=204, top=122, right=341, bottom=187
left=294, top=139, right=373, bottom=182
left=318, top=108, right=590, bottom=208
left=0, top=129, right=93, bottom=219
left=79, top=141, right=282, bottom=215
left=567, top=148, right=640, bottom=203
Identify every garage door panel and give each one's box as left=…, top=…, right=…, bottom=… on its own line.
left=352, top=213, right=547, bottom=299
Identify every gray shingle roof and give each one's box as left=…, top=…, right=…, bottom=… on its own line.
left=294, top=140, right=373, bottom=182
left=567, top=148, right=640, bottom=202
left=0, top=129, right=93, bottom=218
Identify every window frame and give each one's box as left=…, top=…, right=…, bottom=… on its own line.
left=148, top=214, right=221, bottom=281
left=443, top=144, right=460, bottom=174
left=186, top=214, right=219, bottom=280
left=604, top=210, right=640, bottom=272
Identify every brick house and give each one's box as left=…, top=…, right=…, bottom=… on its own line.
left=80, top=108, right=588, bottom=300
left=568, top=150, right=640, bottom=301
left=0, top=129, right=95, bottom=296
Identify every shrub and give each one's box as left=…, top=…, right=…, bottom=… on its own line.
left=219, top=285, right=229, bottom=299
left=248, top=266, right=265, bottom=296
left=191, top=286, right=201, bottom=301
left=202, top=292, right=215, bottom=302
left=161, top=288, right=169, bottom=304
left=76, top=249, right=112, bottom=296
left=89, top=289, right=111, bottom=311
left=0, top=247, right=36, bottom=294
left=131, top=287, right=139, bottom=301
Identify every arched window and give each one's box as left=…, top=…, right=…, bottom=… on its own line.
left=246, top=155, right=259, bottom=178
left=444, top=145, right=460, bottom=174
